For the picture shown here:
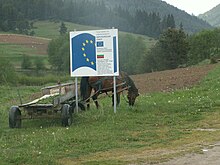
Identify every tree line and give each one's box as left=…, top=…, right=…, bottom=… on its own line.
left=142, top=28, right=220, bottom=73
left=47, top=27, right=220, bottom=75
left=1, top=27, right=219, bottom=84
left=0, top=0, right=176, bottom=38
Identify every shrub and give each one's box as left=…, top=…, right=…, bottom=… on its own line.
left=0, top=58, right=17, bottom=85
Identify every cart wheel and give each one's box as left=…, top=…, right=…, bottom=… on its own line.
left=61, top=104, right=72, bottom=127
left=9, top=106, right=21, bottom=128
left=71, top=102, right=86, bottom=113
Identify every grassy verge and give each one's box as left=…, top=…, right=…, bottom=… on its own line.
left=0, top=64, right=220, bottom=165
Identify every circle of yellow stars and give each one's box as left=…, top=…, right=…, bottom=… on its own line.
left=81, top=39, right=95, bottom=66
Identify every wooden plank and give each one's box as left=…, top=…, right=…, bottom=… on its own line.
left=53, top=91, right=75, bottom=106
left=20, top=93, right=59, bottom=107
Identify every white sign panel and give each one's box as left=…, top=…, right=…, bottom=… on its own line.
left=70, top=29, right=119, bottom=77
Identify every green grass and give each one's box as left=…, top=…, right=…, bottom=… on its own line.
left=34, top=20, right=156, bottom=44
left=33, top=20, right=101, bottom=39
left=0, top=43, right=49, bottom=69
left=0, top=64, right=220, bottom=164
left=17, top=73, right=72, bottom=86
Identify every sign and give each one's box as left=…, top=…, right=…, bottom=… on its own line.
left=70, top=29, right=119, bottom=77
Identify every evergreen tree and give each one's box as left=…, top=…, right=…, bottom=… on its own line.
left=167, top=14, right=175, bottom=28
left=59, top=22, right=67, bottom=35
left=158, top=28, right=188, bottom=69
left=143, top=28, right=189, bottom=71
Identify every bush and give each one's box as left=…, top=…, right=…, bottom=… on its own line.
left=21, top=55, right=32, bottom=69
left=0, top=58, right=17, bottom=85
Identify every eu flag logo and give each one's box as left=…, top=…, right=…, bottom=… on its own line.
left=71, top=33, right=96, bottom=72
left=97, top=41, right=104, bottom=47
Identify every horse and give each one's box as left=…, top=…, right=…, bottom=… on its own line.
left=80, top=71, right=139, bottom=109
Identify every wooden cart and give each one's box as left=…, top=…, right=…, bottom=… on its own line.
left=9, top=82, right=85, bottom=128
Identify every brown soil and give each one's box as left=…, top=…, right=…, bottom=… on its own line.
left=0, top=34, right=50, bottom=55
left=131, top=64, right=217, bottom=94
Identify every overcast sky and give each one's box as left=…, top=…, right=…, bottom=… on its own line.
left=162, top=0, right=220, bottom=16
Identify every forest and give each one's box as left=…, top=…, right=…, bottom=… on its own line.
left=0, top=0, right=179, bottom=38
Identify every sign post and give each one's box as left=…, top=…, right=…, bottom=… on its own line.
left=75, top=77, right=78, bottom=113
left=70, top=29, right=119, bottom=112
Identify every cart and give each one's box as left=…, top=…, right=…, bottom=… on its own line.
left=9, top=82, right=85, bottom=128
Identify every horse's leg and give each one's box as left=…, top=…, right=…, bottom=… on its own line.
left=86, top=86, right=92, bottom=110
left=92, top=90, right=99, bottom=109
left=116, top=93, right=120, bottom=106
left=86, top=98, right=90, bottom=110
left=112, top=91, right=120, bottom=106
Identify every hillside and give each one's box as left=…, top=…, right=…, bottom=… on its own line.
left=0, top=21, right=156, bottom=71
left=89, top=0, right=212, bottom=34
left=0, top=0, right=212, bottom=38
left=199, top=4, right=220, bottom=27
left=0, top=34, right=50, bottom=68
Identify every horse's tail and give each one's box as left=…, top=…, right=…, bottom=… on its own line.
left=80, top=77, right=89, bottom=101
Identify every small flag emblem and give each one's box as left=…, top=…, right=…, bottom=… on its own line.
left=97, top=41, right=104, bottom=47
left=97, top=54, right=104, bottom=58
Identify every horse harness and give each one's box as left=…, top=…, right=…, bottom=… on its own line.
left=89, top=77, right=130, bottom=96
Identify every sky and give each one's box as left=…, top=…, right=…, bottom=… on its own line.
left=162, top=0, right=220, bottom=16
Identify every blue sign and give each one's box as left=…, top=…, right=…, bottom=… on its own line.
left=70, top=29, right=119, bottom=77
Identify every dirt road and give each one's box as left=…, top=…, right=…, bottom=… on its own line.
left=156, top=142, right=220, bottom=165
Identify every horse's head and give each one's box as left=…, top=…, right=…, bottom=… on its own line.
left=127, top=88, right=139, bottom=106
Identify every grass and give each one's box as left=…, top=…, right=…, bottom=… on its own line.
left=34, top=20, right=155, bottom=42
left=33, top=20, right=102, bottom=39
left=0, top=64, right=220, bottom=164
left=0, top=43, right=49, bottom=69
left=17, top=73, right=72, bottom=86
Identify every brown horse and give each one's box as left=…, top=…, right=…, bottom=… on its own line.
left=80, top=71, right=139, bottom=109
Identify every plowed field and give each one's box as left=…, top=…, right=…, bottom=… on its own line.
left=131, top=64, right=216, bottom=94
left=0, top=34, right=50, bottom=55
